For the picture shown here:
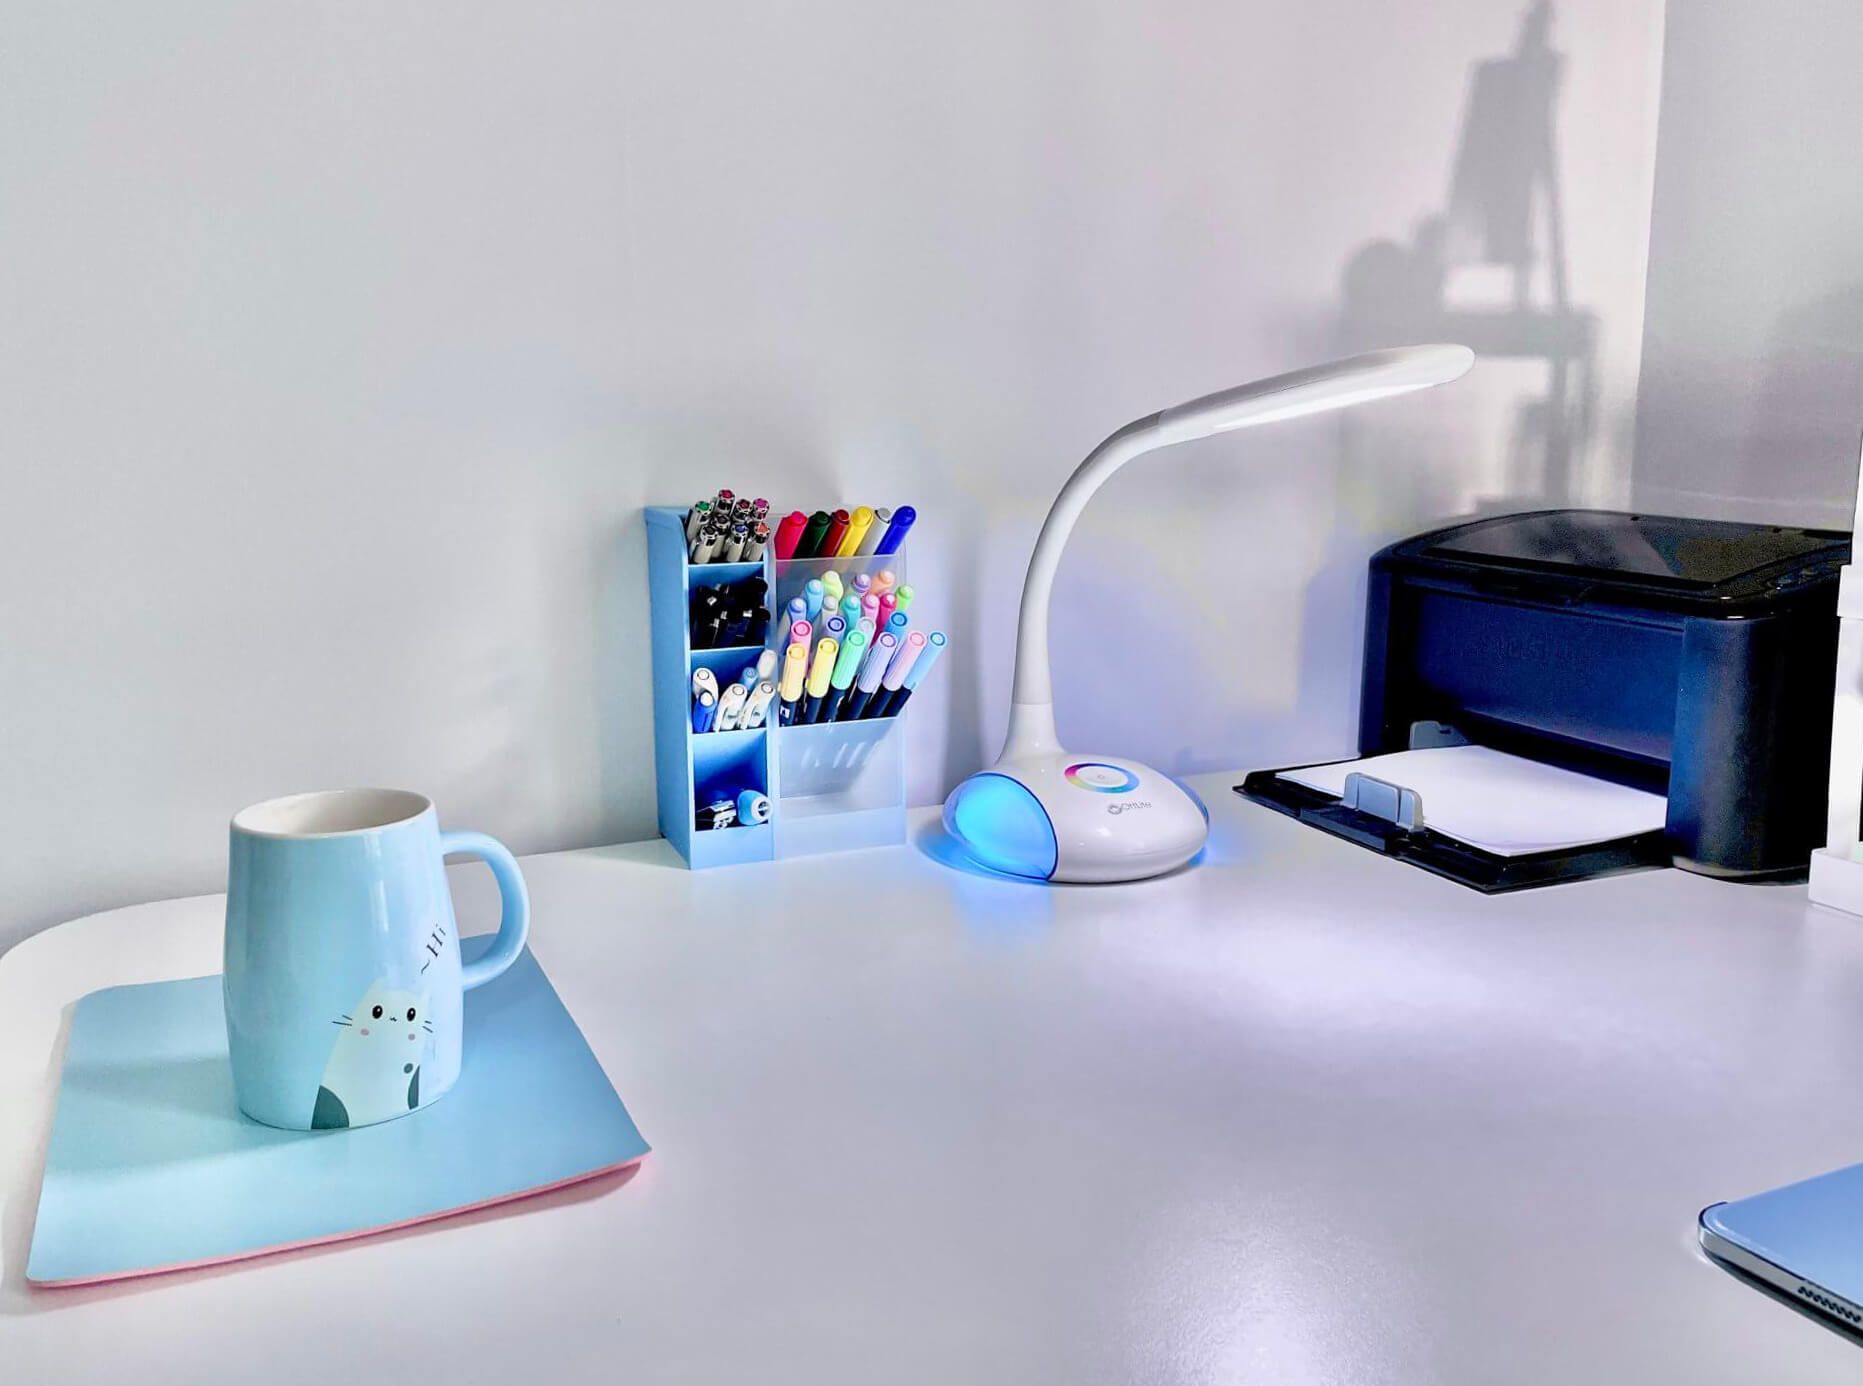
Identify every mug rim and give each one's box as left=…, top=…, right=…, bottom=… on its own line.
left=231, top=788, right=434, bottom=840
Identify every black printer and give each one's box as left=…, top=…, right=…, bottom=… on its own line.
left=1240, top=509, right=1849, bottom=891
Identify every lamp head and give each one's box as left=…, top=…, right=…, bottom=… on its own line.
left=942, top=343, right=1475, bottom=883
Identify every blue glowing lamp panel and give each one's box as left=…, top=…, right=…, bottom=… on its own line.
left=943, top=773, right=1059, bottom=880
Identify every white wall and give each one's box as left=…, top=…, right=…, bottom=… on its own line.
left=1633, top=0, right=1863, bottom=528
left=0, top=1, right=1665, bottom=950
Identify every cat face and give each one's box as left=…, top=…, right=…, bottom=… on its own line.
left=332, top=982, right=433, bottom=1046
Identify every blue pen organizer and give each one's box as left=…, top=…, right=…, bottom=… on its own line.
left=645, top=506, right=909, bottom=868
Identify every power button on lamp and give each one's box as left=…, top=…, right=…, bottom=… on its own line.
left=1065, top=762, right=1140, bottom=793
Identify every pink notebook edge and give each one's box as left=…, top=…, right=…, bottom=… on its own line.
left=28, top=1153, right=649, bottom=1289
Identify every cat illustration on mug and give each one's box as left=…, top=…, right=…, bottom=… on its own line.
left=312, top=981, right=434, bottom=1130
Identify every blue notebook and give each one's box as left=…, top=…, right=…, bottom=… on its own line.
left=29, top=939, right=649, bottom=1286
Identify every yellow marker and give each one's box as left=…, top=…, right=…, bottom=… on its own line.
left=806, top=637, right=838, bottom=698
left=780, top=641, right=808, bottom=701
left=836, top=506, right=876, bottom=558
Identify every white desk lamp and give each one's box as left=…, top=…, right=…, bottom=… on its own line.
left=943, top=343, right=1476, bottom=882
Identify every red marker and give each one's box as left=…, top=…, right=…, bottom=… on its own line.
left=772, top=511, right=808, bottom=560
left=819, top=508, right=850, bottom=559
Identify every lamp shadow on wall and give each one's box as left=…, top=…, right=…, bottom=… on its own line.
left=1271, top=0, right=1598, bottom=765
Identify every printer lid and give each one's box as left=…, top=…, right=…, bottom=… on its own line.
left=1398, top=510, right=1847, bottom=611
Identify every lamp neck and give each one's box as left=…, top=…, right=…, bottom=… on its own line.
left=999, top=415, right=1163, bottom=764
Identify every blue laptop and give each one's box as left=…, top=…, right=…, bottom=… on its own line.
left=1701, top=1164, right=1863, bottom=1335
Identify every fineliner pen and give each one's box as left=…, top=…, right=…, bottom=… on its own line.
left=875, top=505, right=915, bottom=555
left=855, top=506, right=891, bottom=556
left=774, top=510, right=808, bottom=560
left=691, top=530, right=720, bottom=564
left=752, top=497, right=769, bottom=521
left=820, top=509, right=850, bottom=558
left=742, top=679, right=777, bottom=729
left=691, top=688, right=716, bottom=733
left=839, top=505, right=876, bottom=558
left=804, top=579, right=825, bottom=623
left=803, top=637, right=838, bottom=724
left=778, top=640, right=808, bottom=724
left=716, top=681, right=749, bottom=731
left=713, top=488, right=735, bottom=516
left=721, top=526, right=747, bottom=562
left=744, top=522, right=770, bottom=562
left=799, top=510, right=833, bottom=559
left=685, top=500, right=711, bottom=543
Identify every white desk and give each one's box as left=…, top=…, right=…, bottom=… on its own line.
left=4, top=773, right=1862, bottom=1383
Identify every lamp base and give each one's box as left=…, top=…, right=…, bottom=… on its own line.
left=942, top=752, right=1209, bottom=883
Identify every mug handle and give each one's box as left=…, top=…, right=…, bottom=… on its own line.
left=440, top=830, right=532, bottom=990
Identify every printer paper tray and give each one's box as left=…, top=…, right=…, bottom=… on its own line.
left=1236, top=767, right=1670, bottom=893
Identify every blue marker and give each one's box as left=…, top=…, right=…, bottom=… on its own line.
left=779, top=596, right=807, bottom=647
left=874, top=504, right=915, bottom=555
left=804, top=579, right=825, bottom=624
left=691, top=688, right=717, bottom=733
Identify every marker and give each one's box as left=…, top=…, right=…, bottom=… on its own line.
left=742, top=679, right=777, bottom=730
left=778, top=641, right=808, bottom=724
left=860, top=592, right=881, bottom=627
left=715, top=680, right=749, bottom=731
left=823, top=629, right=865, bottom=722
left=838, top=506, right=876, bottom=558
left=692, top=667, right=720, bottom=703
left=820, top=509, right=850, bottom=558
left=822, top=615, right=847, bottom=648
left=820, top=570, right=844, bottom=606
left=855, top=506, right=891, bottom=556
left=893, top=584, right=914, bottom=614
left=803, top=637, right=838, bottom=724
left=737, top=790, right=771, bottom=826
left=851, top=572, right=873, bottom=599
left=855, top=616, right=876, bottom=644
left=685, top=500, right=712, bottom=543
left=885, top=610, right=908, bottom=638
left=773, top=510, right=808, bottom=560
left=839, top=593, right=863, bottom=629
left=885, top=631, right=946, bottom=717
left=875, top=505, right=915, bottom=555
left=803, top=579, right=825, bottom=623
left=787, top=617, right=813, bottom=650
left=872, top=569, right=896, bottom=597
left=869, top=631, right=926, bottom=718
left=778, top=596, right=807, bottom=646
left=844, top=631, right=896, bottom=720
left=877, top=592, right=897, bottom=626
left=798, top=510, right=833, bottom=559
left=691, top=688, right=717, bottom=733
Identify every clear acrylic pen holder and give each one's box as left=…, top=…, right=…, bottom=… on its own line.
left=645, top=505, right=910, bottom=869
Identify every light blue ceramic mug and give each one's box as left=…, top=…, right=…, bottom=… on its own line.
left=224, top=788, right=530, bottom=1132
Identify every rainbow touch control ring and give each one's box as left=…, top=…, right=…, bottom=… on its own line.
left=1064, top=762, right=1140, bottom=793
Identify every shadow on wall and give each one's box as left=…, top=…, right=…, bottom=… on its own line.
left=1275, top=1, right=1600, bottom=769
